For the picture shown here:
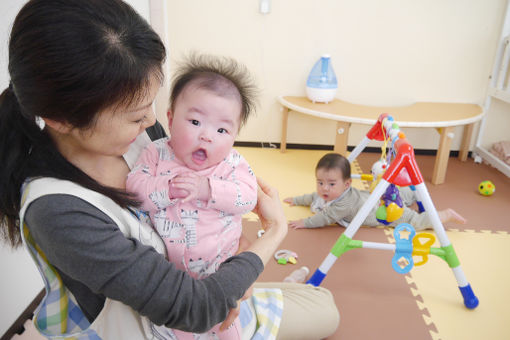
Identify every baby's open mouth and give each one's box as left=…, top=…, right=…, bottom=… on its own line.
left=192, top=148, right=207, bottom=162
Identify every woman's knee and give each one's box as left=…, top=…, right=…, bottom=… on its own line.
left=275, top=283, right=340, bottom=340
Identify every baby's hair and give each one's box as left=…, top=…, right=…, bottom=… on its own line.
left=170, top=53, right=258, bottom=128
left=315, top=153, right=351, bottom=180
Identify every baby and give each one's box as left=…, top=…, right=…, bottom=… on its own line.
left=127, top=54, right=258, bottom=340
left=284, top=153, right=466, bottom=230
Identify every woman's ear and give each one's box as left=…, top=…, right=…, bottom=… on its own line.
left=42, top=118, right=72, bottom=134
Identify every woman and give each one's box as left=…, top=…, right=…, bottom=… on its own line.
left=0, top=0, right=339, bottom=339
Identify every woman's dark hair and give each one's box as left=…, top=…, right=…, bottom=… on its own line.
left=0, top=0, right=166, bottom=247
left=170, top=53, right=258, bottom=128
left=315, top=153, right=351, bottom=180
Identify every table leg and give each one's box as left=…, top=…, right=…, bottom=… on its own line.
left=280, top=107, right=289, bottom=153
left=458, top=123, right=474, bottom=162
left=432, top=126, right=454, bottom=185
left=334, top=121, right=351, bottom=155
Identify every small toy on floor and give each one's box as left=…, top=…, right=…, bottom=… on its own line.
left=478, top=180, right=495, bottom=196
left=274, top=249, right=298, bottom=265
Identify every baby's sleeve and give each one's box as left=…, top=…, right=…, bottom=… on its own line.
left=208, top=152, right=257, bottom=215
left=126, top=142, right=174, bottom=213
left=303, top=200, right=349, bottom=228
left=293, top=193, right=316, bottom=206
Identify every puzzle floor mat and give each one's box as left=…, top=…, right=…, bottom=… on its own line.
left=239, top=147, right=506, bottom=340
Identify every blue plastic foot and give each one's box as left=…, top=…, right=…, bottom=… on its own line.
left=459, top=284, right=479, bottom=309
left=306, top=269, right=326, bottom=286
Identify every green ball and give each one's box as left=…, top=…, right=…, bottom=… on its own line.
left=478, top=180, right=495, bottom=196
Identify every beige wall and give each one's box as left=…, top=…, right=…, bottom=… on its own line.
left=163, top=0, right=506, bottom=150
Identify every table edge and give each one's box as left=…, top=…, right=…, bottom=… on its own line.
left=278, top=96, right=485, bottom=127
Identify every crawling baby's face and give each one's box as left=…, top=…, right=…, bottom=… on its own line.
left=315, top=168, right=351, bottom=202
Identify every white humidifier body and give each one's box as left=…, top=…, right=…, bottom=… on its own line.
left=306, top=54, right=338, bottom=104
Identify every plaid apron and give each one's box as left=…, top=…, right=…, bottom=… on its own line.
left=19, top=179, right=111, bottom=339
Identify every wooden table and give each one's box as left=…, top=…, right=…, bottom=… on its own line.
left=278, top=96, right=484, bottom=185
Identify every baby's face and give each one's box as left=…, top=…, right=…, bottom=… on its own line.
left=315, top=168, right=351, bottom=202
left=168, top=86, right=241, bottom=171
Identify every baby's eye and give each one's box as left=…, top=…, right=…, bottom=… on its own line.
left=217, top=128, right=228, bottom=134
left=190, top=119, right=200, bottom=126
left=329, top=183, right=336, bottom=187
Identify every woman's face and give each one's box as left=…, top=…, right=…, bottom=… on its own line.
left=67, top=75, right=160, bottom=158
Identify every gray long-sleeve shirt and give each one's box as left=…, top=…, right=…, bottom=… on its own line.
left=293, top=187, right=380, bottom=228
left=293, top=186, right=424, bottom=229
left=23, top=123, right=264, bottom=333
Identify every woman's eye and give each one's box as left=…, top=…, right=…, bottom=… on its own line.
left=190, top=119, right=200, bottom=126
left=134, top=116, right=146, bottom=123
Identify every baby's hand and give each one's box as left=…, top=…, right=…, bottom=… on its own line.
left=170, top=173, right=210, bottom=203
left=169, top=179, right=189, bottom=199
left=283, top=197, right=295, bottom=206
left=288, top=219, right=305, bottom=229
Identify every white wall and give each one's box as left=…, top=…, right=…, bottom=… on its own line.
left=165, top=0, right=506, bottom=150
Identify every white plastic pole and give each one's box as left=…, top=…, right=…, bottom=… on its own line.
left=362, top=242, right=396, bottom=251
left=348, top=136, right=371, bottom=163
left=414, top=183, right=450, bottom=246
left=318, top=253, right=339, bottom=273
left=343, top=179, right=390, bottom=239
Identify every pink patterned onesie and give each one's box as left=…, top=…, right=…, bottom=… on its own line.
left=126, top=137, right=257, bottom=340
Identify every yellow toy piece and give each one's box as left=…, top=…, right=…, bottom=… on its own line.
left=360, top=174, right=374, bottom=181
left=385, top=202, right=404, bottom=222
left=412, top=232, right=436, bottom=266
left=288, top=256, right=297, bottom=264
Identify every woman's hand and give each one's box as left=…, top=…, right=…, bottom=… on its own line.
left=219, top=285, right=253, bottom=331
left=252, top=177, right=287, bottom=234
left=244, top=177, right=288, bottom=266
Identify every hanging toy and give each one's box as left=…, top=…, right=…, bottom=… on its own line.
left=376, top=184, right=404, bottom=225
left=370, top=159, right=387, bottom=192
left=371, top=159, right=388, bottom=177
